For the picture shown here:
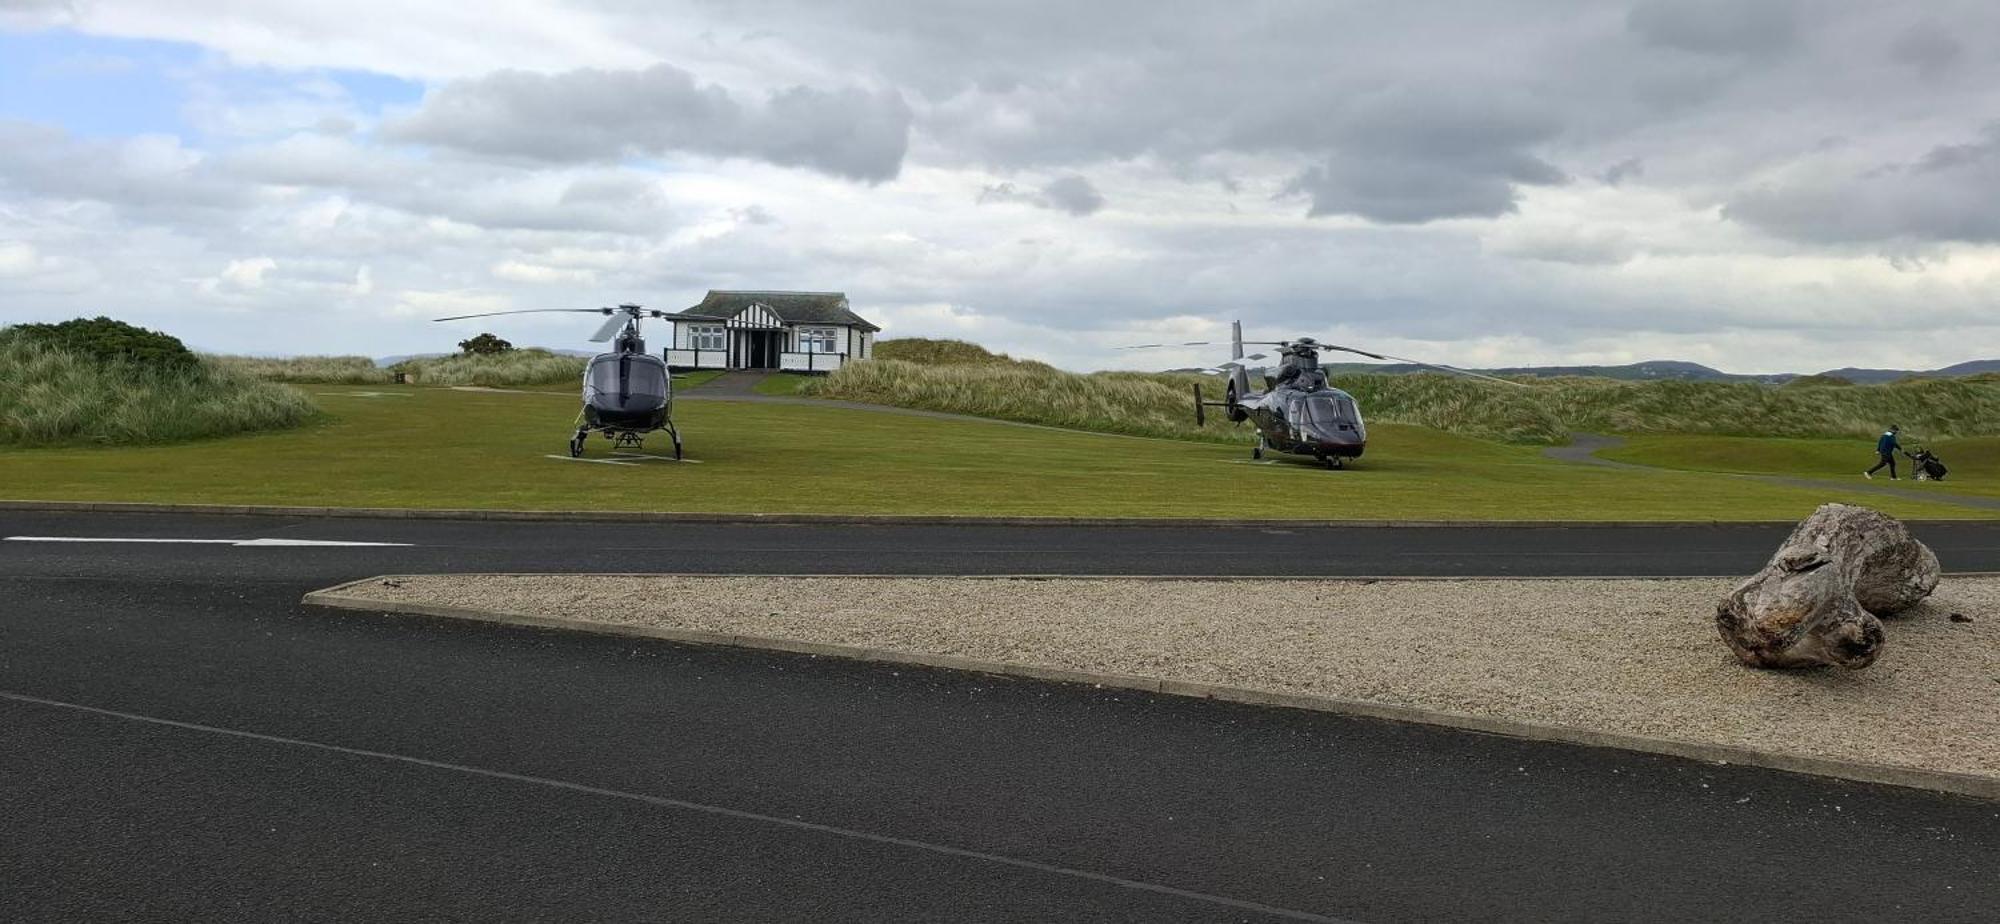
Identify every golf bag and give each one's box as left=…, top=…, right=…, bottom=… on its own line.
left=1911, top=449, right=1948, bottom=481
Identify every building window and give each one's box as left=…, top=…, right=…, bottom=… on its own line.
left=689, top=325, right=725, bottom=351
left=799, top=327, right=839, bottom=353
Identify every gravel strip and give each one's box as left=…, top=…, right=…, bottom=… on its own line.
left=335, top=575, right=2000, bottom=781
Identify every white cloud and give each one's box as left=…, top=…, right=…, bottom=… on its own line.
left=491, top=260, right=596, bottom=285
left=219, top=256, right=275, bottom=289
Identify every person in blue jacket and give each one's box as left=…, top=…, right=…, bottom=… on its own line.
left=1865, top=425, right=1905, bottom=480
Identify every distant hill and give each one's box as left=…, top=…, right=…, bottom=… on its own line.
left=1308, top=358, right=2000, bottom=384
left=1815, top=359, right=2000, bottom=384
left=1317, top=360, right=1790, bottom=383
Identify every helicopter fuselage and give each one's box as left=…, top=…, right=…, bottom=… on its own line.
left=1240, top=381, right=1367, bottom=462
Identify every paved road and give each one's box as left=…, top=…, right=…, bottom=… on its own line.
left=3, top=510, right=1997, bottom=922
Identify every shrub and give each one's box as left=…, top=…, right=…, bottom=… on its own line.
left=458, top=333, right=514, bottom=355
left=8, top=316, right=198, bottom=371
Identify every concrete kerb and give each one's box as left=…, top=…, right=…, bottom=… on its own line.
left=304, top=575, right=2000, bottom=803
left=6, top=498, right=1986, bottom=529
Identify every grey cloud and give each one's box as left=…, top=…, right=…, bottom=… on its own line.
left=976, top=175, right=1104, bottom=216
left=1274, top=88, right=1567, bottom=222
left=382, top=63, right=911, bottom=182
left=1890, top=22, right=1962, bottom=77
left=1626, top=0, right=1798, bottom=56
left=1724, top=125, right=2000, bottom=243
left=1600, top=157, right=1644, bottom=186
left=1485, top=227, right=1637, bottom=266
left=1284, top=149, right=1564, bottom=224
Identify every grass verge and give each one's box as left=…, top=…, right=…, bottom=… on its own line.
left=0, top=387, right=1984, bottom=520
left=752, top=373, right=815, bottom=396
left=1600, top=435, right=2000, bottom=498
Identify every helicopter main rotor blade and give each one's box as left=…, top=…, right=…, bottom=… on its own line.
left=588, top=313, right=628, bottom=342
left=430, top=308, right=614, bottom=322
left=1316, top=344, right=1525, bottom=386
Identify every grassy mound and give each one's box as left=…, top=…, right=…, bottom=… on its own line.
left=392, top=349, right=587, bottom=386
left=206, top=354, right=394, bottom=385
left=0, top=333, right=319, bottom=446
left=805, top=355, right=2000, bottom=446
left=872, top=338, right=1049, bottom=368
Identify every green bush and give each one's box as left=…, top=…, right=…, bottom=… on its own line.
left=0, top=334, right=319, bottom=446
left=458, top=333, right=514, bottom=355
left=8, top=316, right=198, bottom=371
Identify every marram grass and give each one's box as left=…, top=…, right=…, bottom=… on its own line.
left=209, top=349, right=589, bottom=387
left=1, top=339, right=319, bottom=446
left=391, top=349, right=587, bottom=387
left=805, top=360, right=2000, bottom=445
left=205, top=354, right=393, bottom=385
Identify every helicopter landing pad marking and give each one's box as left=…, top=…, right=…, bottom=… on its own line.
left=5, top=536, right=412, bottom=547
left=544, top=455, right=641, bottom=466
left=609, top=453, right=703, bottom=465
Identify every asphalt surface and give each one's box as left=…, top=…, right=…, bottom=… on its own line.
left=3, top=510, right=1997, bottom=922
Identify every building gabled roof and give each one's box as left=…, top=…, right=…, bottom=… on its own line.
left=666, top=290, right=880, bottom=332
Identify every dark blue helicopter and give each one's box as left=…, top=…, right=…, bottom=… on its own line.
left=1129, top=321, right=1520, bottom=469
left=434, top=304, right=682, bottom=459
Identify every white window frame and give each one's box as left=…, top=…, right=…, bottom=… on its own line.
left=689, top=324, right=726, bottom=351
left=798, top=326, right=840, bottom=354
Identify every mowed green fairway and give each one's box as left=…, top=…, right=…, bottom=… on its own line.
left=1601, top=435, right=2000, bottom=499
left=0, top=387, right=1986, bottom=520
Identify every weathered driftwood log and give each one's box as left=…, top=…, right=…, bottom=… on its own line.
left=1716, top=504, right=1939, bottom=669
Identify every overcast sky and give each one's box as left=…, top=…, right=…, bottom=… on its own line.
left=1, top=0, right=1996, bottom=372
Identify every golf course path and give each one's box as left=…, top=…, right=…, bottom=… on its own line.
left=4, top=509, right=1997, bottom=923
left=1547, top=433, right=2000, bottom=512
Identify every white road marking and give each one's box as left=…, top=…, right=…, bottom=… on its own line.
left=4, top=536, right=411, bottom=547
left=0, top=689, right=1357, bottom=924
left=609, top=453, right=704, bottom=464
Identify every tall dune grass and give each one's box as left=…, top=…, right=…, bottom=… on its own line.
left=873, top=337, right=1050, bottom=368
left=205, top=354, right=393, bottom=384
left=392, top=349, right=587, bottom=386
left=1, top=339, right=319, bottom=446
left=805, top=359, right=2000, bottom=445
left=209, top=349, right=589, bottom=387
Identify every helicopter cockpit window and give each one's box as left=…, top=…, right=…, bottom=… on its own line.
left=1294, top=394, right=1361, bottom=429
left=588, top=356, right=668, bottom=401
